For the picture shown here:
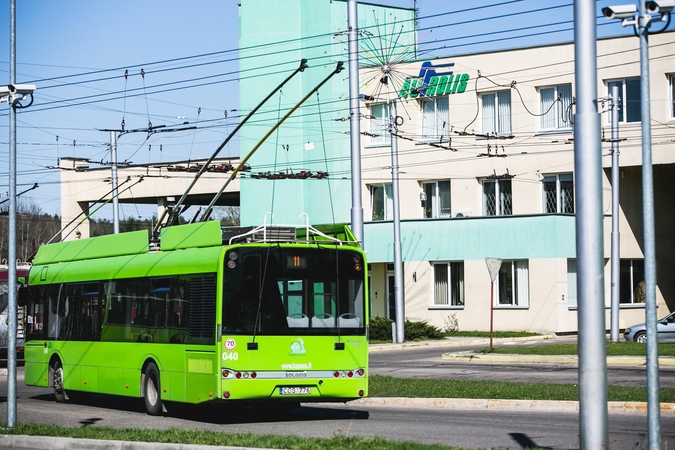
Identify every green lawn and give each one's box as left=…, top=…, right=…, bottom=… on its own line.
left=480, top=342, right=675, bottom=356
left=369, top=375, right=675, bottom=403
left=0, top=424, right=462, bottom=450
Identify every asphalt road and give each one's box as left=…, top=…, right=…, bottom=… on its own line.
left=0, top=371, right=674, bottom=450
left=1, top=336, right=674, bottom=449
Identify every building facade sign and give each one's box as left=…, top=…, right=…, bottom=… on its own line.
left=398, top=61, right=470, bottom=98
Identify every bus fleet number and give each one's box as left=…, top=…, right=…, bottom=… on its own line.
left=222, top=352, right=239, bottom=361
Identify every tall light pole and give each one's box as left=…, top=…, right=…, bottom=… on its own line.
left=609, top=85, right=621, bottom=343
left=388, top=100, right=404, bottom=343
left=602, top=2, right=672, bottom=447
left=2, top=0, right=36, bottom=428
left=348, top=0, right=364, bottom=245
left=574, top=0, right=608, bottom=447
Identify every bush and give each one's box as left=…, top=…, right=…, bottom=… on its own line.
left=368, top=316, right=444, bottom=341
left=369, top=316, right=394, bottom=341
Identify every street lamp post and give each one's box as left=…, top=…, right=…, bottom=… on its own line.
left=2, top=0, right=37, bottom=428
left=602, top=1, right=673, bottom=447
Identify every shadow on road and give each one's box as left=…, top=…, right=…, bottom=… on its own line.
left=25, top=392, right=369, bottom=425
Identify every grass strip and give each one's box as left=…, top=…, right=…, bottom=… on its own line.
left=445, top=331, right=541, bottom=338
left=369, top=375, right=675, bottom=403
left=0, top=423, right=461, bottom=450
left=478, top=342, right=675, bottom=356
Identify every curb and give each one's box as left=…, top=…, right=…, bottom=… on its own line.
left=0, top=435, right=274, bottom=450
left=347, top=397, right=675, bottom=414
left=441, top=352, right=675, bottom=366
left=369, top=334, right=556, bottom=352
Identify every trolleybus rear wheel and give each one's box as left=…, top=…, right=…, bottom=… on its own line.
left=53, top=359, right=66, bottom=403
left=143, top=362, right=162, bottom=415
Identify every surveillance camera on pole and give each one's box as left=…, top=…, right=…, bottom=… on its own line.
left=646, top=0, right=675, bottom=14
left=0, top=83, right=36, bottom=105
left=602, top=4, right=638, bottom=19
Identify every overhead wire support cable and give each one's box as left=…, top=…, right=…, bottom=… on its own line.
left=198, top=61, right=345, bottom=223
left=158, top=59, right=309, bottom=231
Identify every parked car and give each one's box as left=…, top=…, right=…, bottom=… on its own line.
left=623, top=311, right=675, bottom=343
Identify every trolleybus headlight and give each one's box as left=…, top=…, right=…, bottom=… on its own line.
left=229, top=251, right=238, bottom=260
left=353, top=256, right=361, bottom=263
left=227, top=260, right=237, bottom=269
left=354, top=264, right=362, bottom=271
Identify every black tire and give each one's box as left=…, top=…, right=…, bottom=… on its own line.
left=53, top=359, right=66, bottom=403
left=143, top=362, right=162, bottom=415
left=635, top=331, right=647, bottom=344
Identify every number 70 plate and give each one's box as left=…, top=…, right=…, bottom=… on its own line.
left=280, top=387, right=311, bottom=395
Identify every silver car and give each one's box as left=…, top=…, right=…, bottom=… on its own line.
left=623, top=311, right=675, bottom=343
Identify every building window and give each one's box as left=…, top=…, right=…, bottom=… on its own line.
left=543, top=174, right=574, bottom=213
left=433, top=262, right=464, bottom=307
left=482, top=90, right=512, bottom=135
left=608, top=78, right=641, bottom=123
left=420, top=97, right=449, bottom=141
left=620, top=259, right=645, bottom=304
left=540, top=84, right=573, bottom=130
left=368, top=103, right=390, bottom=145
left=422, top=180, right=451, bottom=218
left=670, top=74, right=675, bottom=119
left=494, top=260, right=529, bottom=307
left=567, top=259, right=577, bottom=308
left=483, top=178, right=512, bottom=216
left=370, top=184, right=392, bottom=221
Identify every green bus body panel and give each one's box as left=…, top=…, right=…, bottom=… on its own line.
left=32, top=230, right=149, bottom=265
left=29, top=246, right=224, bottom=286
left=219, top=335, right=368, bottom=401
left=160, top=220, right=223, bottom=251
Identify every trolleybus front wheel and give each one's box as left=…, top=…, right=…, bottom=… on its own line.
left=52, top=359, right=66, bottom=403
left=143, top=362, right=162, bottom=415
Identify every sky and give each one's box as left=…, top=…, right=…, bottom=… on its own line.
left=1, top=0, right=671, bottom=221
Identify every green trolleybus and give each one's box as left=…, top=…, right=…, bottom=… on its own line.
left=22, top=220, right=368, bottom=415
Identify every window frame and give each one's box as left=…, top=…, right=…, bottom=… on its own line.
left=422, top=180, right=451, bottom=219
left=481, top=90, right=512, bottom=136
left=620, top=259, right=646, bottom=306
left=542, top=173, right=574, bottom=214
left=368, top=103, right=391, bottom=146
left=669, top=74, right=675, bottom=120
left=539, top=84, right=573, bottom=131
left=430, top=261, right=465, bottom=309
left=419, top=96, right=450, bottom=141
left=482, top=178, right=512, bottom=216
left=607, top=78, right=641, bottom=123
left=370, top=183, right=393, bottom=221
left=493, top=260, right=529, bottom=308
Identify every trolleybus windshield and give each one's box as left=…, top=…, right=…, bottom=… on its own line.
left=222, top=246, right=365, bottom=336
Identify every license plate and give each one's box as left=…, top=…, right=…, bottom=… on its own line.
left=279, top=387, right=311, bottom=395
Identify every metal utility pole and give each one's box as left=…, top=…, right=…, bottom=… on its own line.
left=389, top=100, right=404, bottom=343
left=7, top=0, right=17, bottom=428
left=110, top=131, right=120, bottom=234
left=637, top=1, right=660, bottom=446
left=609, top=85, right=620, bottom=343
left=573, top=0, right=608, bottom=448
left=348, top=0, right=364, bottom=245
